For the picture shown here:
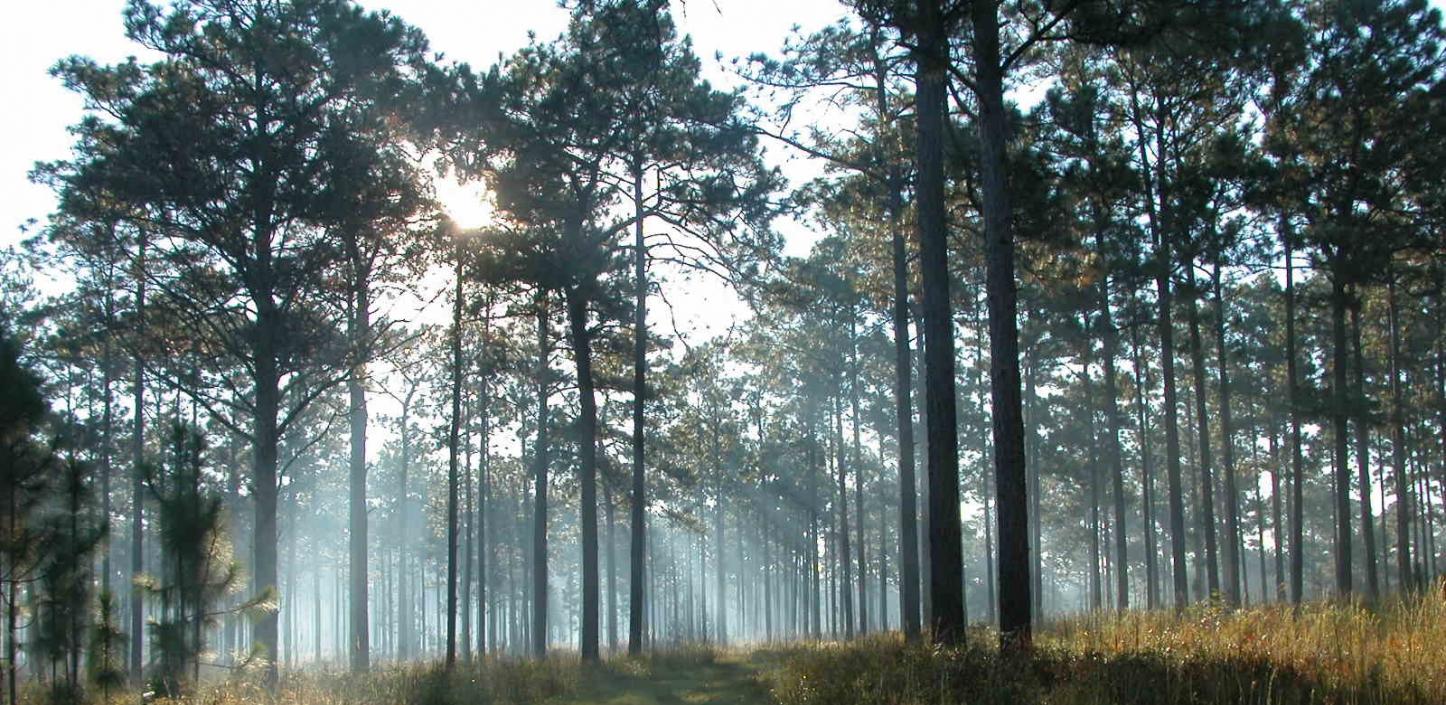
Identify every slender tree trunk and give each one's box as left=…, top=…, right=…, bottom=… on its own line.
left=1351, top=301, right=1379, bottom=600
left=914, top=0, right=963, bottom=646
left=970, top=0, right=1031, bottom=650
left=253, top=301, right=283, bottom=687
left=1185, top=265, right=1221, bottom=598
left=1096, top=234, right=1129, bottom=610
left=1131, top=321, right=1160, bottom=609
left=629, top=165, right=649, bottom=656
left=462, top=391, right=475, bottom=663
left=1284, top=227, right=1307, bottom=604
left=532, top=301, right=551, bottom=659
left=565, top=289, right=601, bottom=663
left=397, top=390, right=414, bottom=660
left=1387, top=274, right=1413, bottom=590
left=872, top=30, right=921, bottom=642
left=833, top=388, right=854, bottom=639
left=130, top=234, right=147, bottom=681
left=348, top=278, right=371, bottom=672
left=446, top=251, right=463, bottom=669
left=850, top=312, right=868, bottom=634
left=1212, top=262, right=1241, bottom=606
left=605, top=487, right=617, bottom=653
left=1330, top=268, right=1353, bottom=597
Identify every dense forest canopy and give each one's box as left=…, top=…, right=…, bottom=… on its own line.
left=0, top=0, right=1444, bottom=702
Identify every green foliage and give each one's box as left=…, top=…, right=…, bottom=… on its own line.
left=142, top=423, right=246, bottom=697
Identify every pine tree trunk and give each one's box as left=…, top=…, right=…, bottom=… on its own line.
left=1330, top=268, right=1354, bottom=597
left=970, top=0, right=1030, bottom=649
left=628, top=165, right=649, bottom=656
left=873, top=33, right=921, bottom=642
left=1212, top=262, right=1241, bottom=605
left=253, top=301, right=282, bottom=687
left=1351, top=301, right=1379, bottom=600
left=1096, top=234, right=1128, bottom=610
left=1387, top=274, right=1413, bottom=590
left=532, top=301, right=551, bottom=658
left=130, top=232, right=147, bottom=681
left=565, top=289, right=601, bottom=663
left=833, top=388, right=854, bottom=639
left=914, top=0, right=963, bottom=645
left=446, top=253, right=463, bottom=668
left=1185, top=266, right=1221, bottom=598
left=349, top=279, right=371, bottom=672
left=1284, top=228, right=1307, bottom=603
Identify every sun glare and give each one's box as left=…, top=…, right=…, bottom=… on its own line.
left=433, top=172, right=495, bottom=230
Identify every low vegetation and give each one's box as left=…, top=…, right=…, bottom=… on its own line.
left=44, top=586, right=1437, bottom=705
left=762, top=585, right=1446, bottom=705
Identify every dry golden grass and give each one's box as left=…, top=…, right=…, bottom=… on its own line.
left=760, top=581, right=1446, bottom=705
left=42, top=582, right=1446, bottom=705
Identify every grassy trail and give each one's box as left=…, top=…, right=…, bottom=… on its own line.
left=565, top=654, right=772, bottom=705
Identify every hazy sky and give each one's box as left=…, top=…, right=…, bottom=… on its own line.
left=0, top=0, right=846, bottom=250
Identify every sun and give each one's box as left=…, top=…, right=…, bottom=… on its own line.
left=432, top=171, right=495, bottom=230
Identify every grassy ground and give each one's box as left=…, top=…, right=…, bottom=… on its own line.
left=759, top=582, right=1446, bottom=705
left=73, top=582, right=1446, bottom=705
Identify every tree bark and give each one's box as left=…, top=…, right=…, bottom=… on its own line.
left=629, top=165, right=649, bottom=656
left=348, top=278, right=371, bottom=672
left=566, top=289, right=601, bottom=663
left=446, top=252, right=463, bottom=668
left=971, top=0, right=1030, bottom=648
left=532, top=300, right=551, bottom=658
left=1096, top=233, right=1129, bottom=610
left=1330, top=269, right=1353, bottom=597
left=1212, top=261, right=1241, bottom=605
left=1184, top=265, right=1220, bottom=598
left=1284, top=227, right=1306, bottom=604
left=1387, top=274, right=1412, bottom=590
left=913, top=0, right=964, bottom=646
left=1351, top=300, right=1379, bottom=600
left=130, top=232, right=147, bottom=681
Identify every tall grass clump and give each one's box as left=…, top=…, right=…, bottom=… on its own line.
left=763, top=582, right=1446, bottom=705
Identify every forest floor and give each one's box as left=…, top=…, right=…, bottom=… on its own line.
left=130, top=582, right=1446, bottom=705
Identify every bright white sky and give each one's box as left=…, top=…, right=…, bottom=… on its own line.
left=0, top=0, right=845, bottom=251
left=0, top=0, right=851, bottom=352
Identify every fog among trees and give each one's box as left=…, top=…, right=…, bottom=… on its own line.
left=1, top=0, right=1444, bottom=703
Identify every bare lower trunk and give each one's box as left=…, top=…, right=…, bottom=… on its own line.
left=628, top=166, right=648, bottom=656
left=531, top=301, right=551, bottom=658
left=348, top=284, right=371, bottom=672
left=1351, top=302, right=1379, bottom=599
left=566, top=289, right=601, bottom=663
left=1387, top=275, right=1413, bottom=590
left=972, top=0, right=1030, bottom=647
left=915, top=0, right=963, bottom=645
left=1330, top=270, right=1353, bottom=597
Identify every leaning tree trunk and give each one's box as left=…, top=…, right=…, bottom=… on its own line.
left=566, top=288, right=601, bottom=663
left=972, top=0, right=1031, bottom=648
